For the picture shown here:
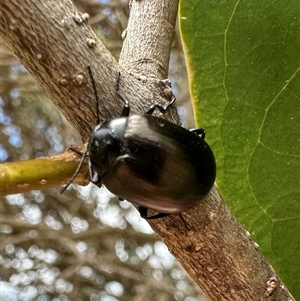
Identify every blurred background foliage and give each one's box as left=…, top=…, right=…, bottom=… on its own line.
left=0, top=0, right=207, bottom=300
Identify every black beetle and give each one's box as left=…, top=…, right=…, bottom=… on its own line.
left=63, top=68, right=216, bottom=219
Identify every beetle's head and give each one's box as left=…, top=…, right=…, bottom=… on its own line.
left=88, top=118, right=127, bottom=177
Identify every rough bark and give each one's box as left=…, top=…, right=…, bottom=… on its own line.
left=0, top=0, right=177, bottom=141
left=0, top=0, right=295, bottom=300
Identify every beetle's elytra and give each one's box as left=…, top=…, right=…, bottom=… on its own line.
left=63, top=68, right=216, bottom=219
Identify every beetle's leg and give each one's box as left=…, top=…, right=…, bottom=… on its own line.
left=145, top=95, right=176, bottom=115
left=179, top=214, right=193, bottom=231
left=67, top=145, right=85, bottom=156
left=139, top=207, right=170, bottom=219
left=115, top=72, right=130, bottom=117
left=60, top=149, right=88, bottom=194
left=190, top=127, right=206, bottom=140
left=146, top=212, right=170, bottom=219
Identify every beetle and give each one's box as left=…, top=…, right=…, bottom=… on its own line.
left=62, top=68, right=216, bottom=219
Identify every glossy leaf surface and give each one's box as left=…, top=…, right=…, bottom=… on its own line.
left=180, top=0, right=300, bottom=298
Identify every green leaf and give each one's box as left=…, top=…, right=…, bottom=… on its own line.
left=179, top=0, right=300, bottom=298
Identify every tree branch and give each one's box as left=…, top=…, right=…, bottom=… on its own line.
left=0, top=146, right=89, bottom=195
left=0, top=0, right=295, bottom=300
left=119, top=1, right=177, bottom=78
left=0, top=0, right=176, bottom=141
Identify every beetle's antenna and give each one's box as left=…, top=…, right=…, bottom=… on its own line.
left=115, top=72, right=130, bottom=117
left=61, top=67, right=98, bottom=194
left=60, top=148, right=88, bottom=194
left=87, top=66, right=100, bottom=125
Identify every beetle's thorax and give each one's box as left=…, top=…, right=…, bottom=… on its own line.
left=88, top=117, right=128, bottom=177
